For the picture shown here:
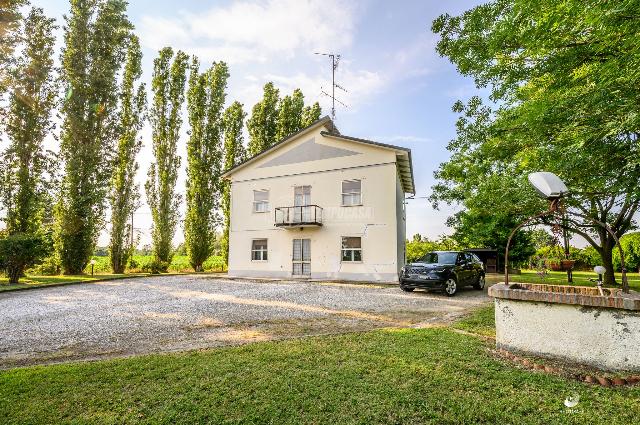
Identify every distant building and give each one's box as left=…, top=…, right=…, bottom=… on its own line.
left=222, top=116, right=415, bottom=282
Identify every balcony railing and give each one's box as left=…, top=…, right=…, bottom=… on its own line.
left=274, top=205, right=323, bottom=228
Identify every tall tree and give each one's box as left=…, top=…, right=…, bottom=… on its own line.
left=184, top=58, right=229, bottom=271
left=301, top=101, right=322, bottom=127
left=108, top=35, right=145, bottom=274
left=220, top=101, right=246, bottom=265
left=0, top=7, right=56, bottom=283
left=246, top=82, right=279, bottom=156
left=145, top=47, right=188, bottom=269
left=275, top=88, right=305, bottom=140
left=56, top=0, right=132, bottom=274
left=431, top=0, right=640, bottom=285
left=0, top=0, right=27, bottom=106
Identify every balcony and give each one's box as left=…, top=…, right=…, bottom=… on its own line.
left=274, top=205, right=323, bottom=228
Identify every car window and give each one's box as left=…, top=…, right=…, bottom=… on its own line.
left=419, top=252, right=458, bottom=265
left=471, top=253, right=481, bottom=263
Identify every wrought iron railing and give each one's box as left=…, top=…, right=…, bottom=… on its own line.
left=274, top=205, right=323, bottom=227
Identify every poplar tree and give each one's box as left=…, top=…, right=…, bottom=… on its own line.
left=246, top=82, right=279, bottom=156
left=108, top=35, right=145, bottom=274
left=220, top=101, right=246, bottom=265
left=0, top=0, right=27, bottom=106
left=184, top=58, right=229, bottom=271
left=301, top=101, right=322, bottom=127
left=0, top=7, right=56, bottom=283
left=56, top=0, right=132, bottom=274
left=145, top=47, right=188, bottom=269
left=276, top=88, right=311, bottom=140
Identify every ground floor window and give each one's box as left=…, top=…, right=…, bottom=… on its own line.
left=292, top=239, right=311, bottom=276
left=251, top=239, right=268, bottom=261
left=341, top=237, right=362, bottom=262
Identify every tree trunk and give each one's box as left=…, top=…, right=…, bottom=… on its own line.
left=7, top=264, right=23, bottom=284
left=600, top=240, right=616, bottom=286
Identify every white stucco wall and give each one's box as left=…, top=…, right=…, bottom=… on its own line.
left=495, top=298, right=640, bottom=371
left=395, top=172, right=406, bottom=275
left=227, top=126, right=405, bottom=282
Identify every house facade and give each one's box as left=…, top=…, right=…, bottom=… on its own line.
left=222, top=116, right=415, bottom=282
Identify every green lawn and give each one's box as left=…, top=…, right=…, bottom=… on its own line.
left=0, top=274, right=144, bottom=292
left=1, top=319, right=638, bottom=424
left=0, top=254, right=227, bottom=292
left=487, top=270, right=640, bottom=292
left=452, top=304, right=496, bottom=337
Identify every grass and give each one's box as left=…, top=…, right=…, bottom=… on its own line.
left=0, top=255, right=226, bottom=292
left=487, top=269, right=640, bottom=292
left=0, top=273, right=143, bottom=292
left=451, top=304, right=496, bottom=337
left=1, top=321, right=638, bottom=424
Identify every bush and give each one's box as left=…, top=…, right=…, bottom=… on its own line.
left=203, top=255, right=225, bottom=272
left=29, top=255, right=61, bottom=275
left=0, top=233, right=52, bottom=284
left=613, top=232, right=640, bottom=272
left=141, top=258, right=170, bottom=274
left=128, top=257, right=139, bottom=270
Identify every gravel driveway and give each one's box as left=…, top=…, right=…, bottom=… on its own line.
left=0, top=275, right=490, bottom=367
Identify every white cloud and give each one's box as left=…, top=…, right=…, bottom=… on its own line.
left=139, top=0, right=357, bottom=64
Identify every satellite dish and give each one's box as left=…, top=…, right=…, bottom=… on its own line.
left=528, top=172, right=569, bottom=200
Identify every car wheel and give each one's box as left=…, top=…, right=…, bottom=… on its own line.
left=473, top=274, right=485, bottom=290
left=400, top=286, right=415, bottom=292
left=444, top=278, right=457, bottom=296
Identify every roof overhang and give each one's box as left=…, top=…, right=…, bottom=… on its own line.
left=320, top=132, right=415, bottom=194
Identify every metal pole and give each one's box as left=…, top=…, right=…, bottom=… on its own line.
left=562, top=212, right=573, bottom=283
left=331, top=54, right=335, bottom=121
left=504, top=208, right=556, bottom=285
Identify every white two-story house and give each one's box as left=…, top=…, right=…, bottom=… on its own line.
left=222, top=116, right=415, bottom=282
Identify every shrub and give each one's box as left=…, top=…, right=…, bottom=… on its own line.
left=0, top=233, right=52, bottom=284
left=141, top=258, right=170, bottom=274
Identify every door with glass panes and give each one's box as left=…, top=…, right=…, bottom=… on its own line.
left=292, top=239, right=311, bottom=276
left=293, top=185, right=311, bottom=223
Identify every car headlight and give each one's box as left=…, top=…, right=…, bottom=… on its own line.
left=433, top=269, right=447, bottom=273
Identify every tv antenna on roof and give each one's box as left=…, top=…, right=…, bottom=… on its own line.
left=315, top=52, right=348, bottom=121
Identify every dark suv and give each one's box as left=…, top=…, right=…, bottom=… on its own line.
left=399, top=251, right=485, bottom=296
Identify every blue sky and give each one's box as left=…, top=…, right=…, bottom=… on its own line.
left=34, top=0, right=484, bottom=246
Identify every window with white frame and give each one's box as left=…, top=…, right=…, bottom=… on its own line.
left=253, top=190, right=269, bottom=213
left=341, top=237, right=362, bottom=262
left=341, top=180, right=362, bottom=206
left=251, top=239, right=268, bottom=261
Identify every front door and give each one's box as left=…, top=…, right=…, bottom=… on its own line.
left=292, top=239, right=311, bottom=276
left=294, top=185, right=311, bottom=223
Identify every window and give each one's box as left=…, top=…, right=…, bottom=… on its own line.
left=251, top=239, right=268, bottom=261
left=253, top=190, right=269, bottom=213
left=341, top=180, right=362, bottom=206
left=294, top=185, right=311, bottom=206
left=419, top=252, right=457, bottom=265
left=341, top=237, right=362, bottom=262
